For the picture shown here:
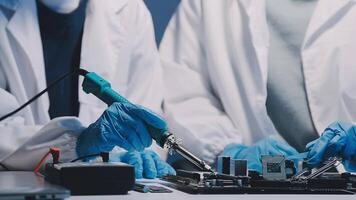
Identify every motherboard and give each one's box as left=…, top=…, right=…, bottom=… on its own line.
left=162, top=156, right=356, bottom=194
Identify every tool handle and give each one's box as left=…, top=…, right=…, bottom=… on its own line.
left=82, top=72, right=129, bottom=105
left=82, top=72, right=170, bottom=147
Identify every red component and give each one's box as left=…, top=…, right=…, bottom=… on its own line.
left=34, top=147, right=61, bottom=173
left=50, top=147, right=61, bottom=164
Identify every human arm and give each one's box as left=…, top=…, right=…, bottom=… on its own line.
left=0, top=70, right=84, bottom=170
left=159, top=0, right=242, bottom=165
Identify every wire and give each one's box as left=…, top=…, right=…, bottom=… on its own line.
left=34, top=151, right=51, bottom=173
left=71, top=152, right=109, bottom=162
left=0, top=68, right=88, bottom=121
left=0, top=162, right=9, bottom=171
left=0, top=68, right=88, bottom=170
left=33, top=147, right=61, bottom=173
left=70, top=153, right=102, bottom=163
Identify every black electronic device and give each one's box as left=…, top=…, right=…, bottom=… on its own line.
left=44, top=162, right=135, bottom=195
left=162, top=156, right=356, bottom=195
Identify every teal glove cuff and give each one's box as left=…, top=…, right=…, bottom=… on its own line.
left=221, top=143, right=248, bottom=159
left=343, top=160, right=356, bottom=172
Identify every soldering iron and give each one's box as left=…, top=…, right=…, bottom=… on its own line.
left=0, top=68, right=214, bottom=173
left=81, top=70, right=214, bottom=173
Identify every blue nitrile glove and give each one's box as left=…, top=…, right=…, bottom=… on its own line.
left=76, top=102, right=167, bottom=157
left=221, top=137, right=299, bottom=173
left=306, top=121, right=356, bottom=171
left=111, top=150, right=176, bottom=179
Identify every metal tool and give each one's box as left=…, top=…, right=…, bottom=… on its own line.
left=305, top=157, right=341, bottom=180
left=291, top=157, right=342, bottom=183
left=82, top=71, right=215, bottom=173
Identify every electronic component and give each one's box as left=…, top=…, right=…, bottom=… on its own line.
left=147, top=185, right=173, bottom=193
left=297, top=160, right=308, bottom=173
left=291, top=157, right=342, bottom=183
left=285, top=160, right=296, bottom=178
left=217, top=156, right=231, bottom=175
left=134, top=183, right=173, bottom=193
left=163, top=170, right=251, bottom=193
left=230, top=159, right=248, bottom=176
left=44, top=162, right=135, bottom=195
left=262, top=155, right=286, bottom=180
left=162, top=156, right=356, bottom=194
left=134, top=183, right=150, bottom=193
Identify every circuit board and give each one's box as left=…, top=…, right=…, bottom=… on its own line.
left=162, top=171, right=356, bottom=194
left=162, top=156, right=356, bottom=195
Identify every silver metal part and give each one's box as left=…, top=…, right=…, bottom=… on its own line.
left=262, top=155, right=286, bottom=180
left=305, top=157, right=341, bottom=180
left=290, top=168, right=309, bottom=182
left=230, top=159, right=248, bottom=176
left=217, top=156, right=230, bottom=175
left=164, top=135, right=215, bottom=173
left=291, top=157, right=342, bottom=183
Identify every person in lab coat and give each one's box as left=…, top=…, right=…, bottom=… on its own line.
left=160, top=0, right=356, bottom=172
left=0, top=0, right=175, bottom=178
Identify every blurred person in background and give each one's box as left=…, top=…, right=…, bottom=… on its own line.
left=160, top=0, right=356, bottom=172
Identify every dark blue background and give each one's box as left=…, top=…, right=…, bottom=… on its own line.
left=144, top=0, right=181, bottom=46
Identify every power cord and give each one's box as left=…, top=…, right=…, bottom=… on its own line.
left=0, top=162, right=9, bottom=171
left=34, top=147, right=61, bottom=173
left=71, top=152, right=109, bottom=163
left=0, top=68, right=88, bottom=121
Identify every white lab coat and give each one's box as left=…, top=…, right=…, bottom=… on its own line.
left=0, top=0, right=163, bottom=170
left=160, top=0, right=356, bottom=164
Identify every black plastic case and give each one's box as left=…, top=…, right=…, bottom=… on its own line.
left=45, top=162, right=135, bottom=195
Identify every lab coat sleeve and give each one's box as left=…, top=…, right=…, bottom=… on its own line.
left=124, top=0, right=163, bottom=114
left=0, top=117, right=85, bottom=171
left=159, top=0, right=242, bottom=164
left=113, top=0, right=166, bottom=157
left=0, top=87, right=84, bottom=171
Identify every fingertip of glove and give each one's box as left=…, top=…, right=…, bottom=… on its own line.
left=305, top=141, right=315, bottom=151
left=135, top=172, right=143, bottom=179
left=145, top=140, right=153, bottom=149
left=144, top=172, right=157, bottom=179
left=167, top=165, right=176, bottom=176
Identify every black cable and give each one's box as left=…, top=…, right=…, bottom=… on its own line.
left=71, top=152, right=109, bottom=163
left=0, top=68, right=88, bottom=121
left=0, top=162, right=10, bottom=171
left=70, top=153, right=101, bottom=162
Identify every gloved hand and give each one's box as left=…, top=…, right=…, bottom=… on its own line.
left=76, top=102, right=167, bottom=157
left=221, top=137, right=299, bottom=173
left=111, top=150, right=176, bottom=179
left=306, top=122, right=356, bottom=171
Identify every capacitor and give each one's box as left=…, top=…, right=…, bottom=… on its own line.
left=230, top=159, right=248, bottom=176
left=217, top=156, right=230, bottom=175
